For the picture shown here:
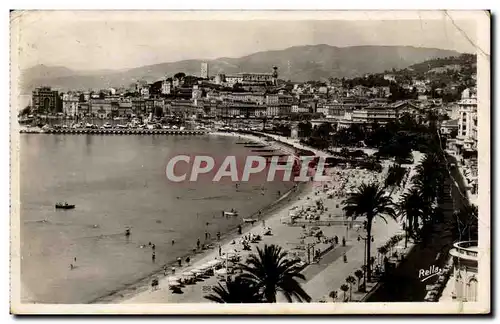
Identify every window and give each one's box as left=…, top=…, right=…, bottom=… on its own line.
left=467, top=278, right=478, bottom=302
left=455, top=272, right=464, bottom=300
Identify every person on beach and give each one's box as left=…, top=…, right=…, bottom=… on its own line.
left=218, top=245, right=222, bottom=256
left=125, top=228, right=131, bottom=237
left=148, top=242, right=152, bottom=246
left=186, top=257, right=190, bottom=266
left=237, top=225, right=242, bottom=235
left=342, top=237, right=346, bottom=247
left=70, top=263, right=74, bottom=270
left=334, top=236, right=339, bottom=245
left=74, top=257, right=76, bottom=263
left=177, top=257, right=182, bottom=267
left=172, top=240, right=175, bottom=246
left=343, top=252, right=347, bottom=263
left=152, top=252, right=156, bottom=262
left=217, top=232, right=221, bottom=241
left=197, top=239, right=201, bottom=249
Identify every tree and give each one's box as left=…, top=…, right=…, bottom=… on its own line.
left=346, top=275, right=356, bottom=300
left=354, top=270, right=364, bottom=292
left=397, top=188, right=424, bottom=246
left=312, top=122, right=334, bottom=139
left=174, top=72, right=186, bottom=80
left=239, top=244, right=312, bottom=303
left=329, top=290, right=338, bottom=302
left=385, top=164, right=407, bottom=188
left=455, top=204, right=479, bottom=241
left=343, top=183, right=397, bottom=282
left=204, top=276, right=262, bottom=303
left=340, top=284, right=350, bottom=302
left=298, top=121, right=312, bottom=138
left=19, top=105, right=31, bottom=116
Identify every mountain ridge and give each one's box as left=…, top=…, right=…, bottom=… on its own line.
left=20, top=44, right=461, bottom=93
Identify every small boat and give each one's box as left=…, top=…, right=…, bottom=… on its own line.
left=242, top=218, right=258, bottom=225
left=223, top=209, right=238, bottom=217
left=55, top=202, right=75, bottom=209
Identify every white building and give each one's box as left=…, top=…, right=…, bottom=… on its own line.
left=201, top=62, right=209, bottom=79
left=457, top=88, right=478, bottom=150
left=225, top=75, right=244, bottom=86
left=161, top=79, right=172, bottom=95
left=449, top=241, right=478, bottom=302
left=62, top=96, right=79, bottom=116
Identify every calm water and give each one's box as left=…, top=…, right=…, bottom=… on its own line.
left=20, top=134, right=293, bottom=303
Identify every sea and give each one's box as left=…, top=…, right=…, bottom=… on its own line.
left=19, top=134, right=294, bottom=303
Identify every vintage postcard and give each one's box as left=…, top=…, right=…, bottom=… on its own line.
left=9, top=10, right=490, bottom=314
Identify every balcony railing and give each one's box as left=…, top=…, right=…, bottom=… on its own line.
left=451, top=240, right=479, bottom=259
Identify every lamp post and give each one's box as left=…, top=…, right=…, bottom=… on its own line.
left=358, top=234, right=375, bottom=290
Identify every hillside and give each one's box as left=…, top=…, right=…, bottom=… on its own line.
left=20, top=45, right=461, bottom=93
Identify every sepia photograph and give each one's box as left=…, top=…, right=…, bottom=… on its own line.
left=9, top=10, right=490, bottom=314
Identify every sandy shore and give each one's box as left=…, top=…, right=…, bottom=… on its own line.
left=92, top=131, right=311, bottom=303
left=113, top=133, right=423, bottom=304
left=116, top=133, right=387, bottom=304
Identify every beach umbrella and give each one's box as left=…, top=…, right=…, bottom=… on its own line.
left=208, top=260, right=220, bottom=267
left=191, top=268, right=204, bottom=276
left=182, top=271, right=195, bottom=277
left=168, top=276, right=180, bottom=285
left=215, top=268, right=227, bottom=276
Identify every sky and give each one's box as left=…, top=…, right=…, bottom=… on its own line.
left=12, top=11, right=480, bottom=71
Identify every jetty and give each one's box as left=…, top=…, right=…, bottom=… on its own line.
left=19, top=128, right=209, bottom=136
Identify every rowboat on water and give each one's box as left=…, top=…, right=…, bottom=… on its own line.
left=222, top=209, right=238, bottom=217
left=55, top=202, right=75, bottom=209
left=242, top=218, right=258, bottom=225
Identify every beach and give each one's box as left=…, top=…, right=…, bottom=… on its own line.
left=118, top=134, right=423, bottom=304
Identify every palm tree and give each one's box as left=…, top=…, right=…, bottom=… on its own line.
left=239, top=244, right=312, bottom=303
left=329, top=290, right=338, bottom=302
left=204, top=276, right=262, bottom=303
left=340, top=284, right=350, bottom=302
left=346, top=275, right=356, bottom=300
left=385, top=164, right=407, bottom=189
left=343, top=183, right=396, bottom=282
left=397, top=188, right=424, bottom=246
left=354, top=270, right=364, bottom=292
